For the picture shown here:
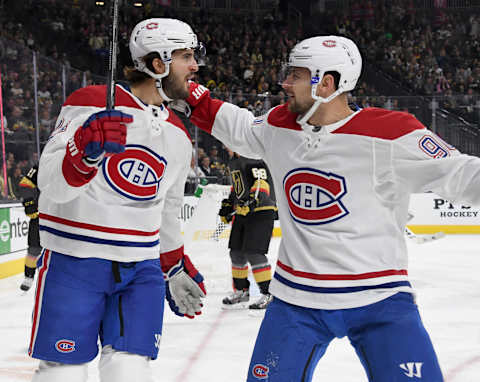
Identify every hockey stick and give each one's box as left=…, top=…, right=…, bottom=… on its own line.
left=106, top=0, right=120, bottom=110
left=405, top=226, right=446, bottom=244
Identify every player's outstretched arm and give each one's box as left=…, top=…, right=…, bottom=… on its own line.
left=393, top=126, right=480, bottom=206
left=39, top=108, right=132, bottom=203
left=184, top=82, right=267, bottom=160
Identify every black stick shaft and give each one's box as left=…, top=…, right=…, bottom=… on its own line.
left=106, top=0, right=119, bottom=110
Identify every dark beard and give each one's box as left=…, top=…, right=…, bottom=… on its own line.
left=162, top=72, right=189, bottom=100
left=288, top=99, right=313, bottom=115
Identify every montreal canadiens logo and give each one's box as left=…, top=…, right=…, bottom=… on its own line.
left=55, top=339, right=75, bottom=353
left=252, top=364, right=269, bottom=379
left=322, top=39, right=337, bottom=47
left=283, top=168, right=349, bottom=225
left=103, top=144, right=167, bottom=201
left=146, top=22, right=159, bottom=30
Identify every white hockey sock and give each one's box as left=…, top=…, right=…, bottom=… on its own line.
left=99, top=345, right=156, bottom=382
left=31, top=360, right=88, bottom=382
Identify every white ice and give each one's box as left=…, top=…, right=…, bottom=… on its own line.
left=0, top=235, right=479, bottom=381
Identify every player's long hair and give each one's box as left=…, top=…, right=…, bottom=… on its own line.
left=123, top=52, right=161, bottom=84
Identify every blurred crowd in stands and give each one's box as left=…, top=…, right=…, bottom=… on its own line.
left=319, top=0, right=480, bottom=122
left=0, top=0, right=479, bottom=200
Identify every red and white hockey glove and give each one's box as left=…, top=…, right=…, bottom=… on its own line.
left=169, top=82, right=209, bottom=117
left=63, top=110, right=132, bottom=187
left=184, top=81, right=224, bottom=134
left=186, top=81, right=210, bottom=106
left=162, top=250, right=206, bottom=318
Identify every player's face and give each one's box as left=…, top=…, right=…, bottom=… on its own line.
left=281, top=67, right=315, bottom=115
left=163, top=49, right=198, bottom=100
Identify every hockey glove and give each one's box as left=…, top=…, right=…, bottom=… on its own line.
left=219, top=198, right=234, bottom=224
left=63, top=110, right=132, bottom=187
left=19, top=165, right=38, bottom=189
left=185, top=81, right=224, bottom=133
left=22, top=197, right=38, bottom=219
left=164, top=255, right=206, bottom=318
left=186, top=81, right=210, bottom=107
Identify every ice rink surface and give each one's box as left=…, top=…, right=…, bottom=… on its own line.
left=0, top=235, right=479, bottom=381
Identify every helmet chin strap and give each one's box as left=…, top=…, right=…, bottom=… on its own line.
left=155, top=79, right=173, bottom=102
left=140, top=64, right=173, bottom=102
left=297, top=87, right=342, bottom=126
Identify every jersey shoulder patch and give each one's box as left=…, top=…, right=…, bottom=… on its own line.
left=166, top=107, right=191, bottom=142
left=63, top=85, right=143, bottom=110
left=332, top=107, right=425, bottom=140
left=267, top=104, right=302, bottom=131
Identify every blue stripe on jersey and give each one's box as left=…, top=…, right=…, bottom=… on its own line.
left=39, top=225, right=159, bottom=248
left=274, top=272, right=411, bottom=294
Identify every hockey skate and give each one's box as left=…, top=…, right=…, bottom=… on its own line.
left=222, top=289, right=250, bottom=310
left=249, top=293, right=273, bottom=310
left=20, top=276, right=34, bottom=292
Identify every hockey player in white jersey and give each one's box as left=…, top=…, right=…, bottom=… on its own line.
left=29, top=19, right=206, bottom=382
left=180, top=36, right=480, bottom=381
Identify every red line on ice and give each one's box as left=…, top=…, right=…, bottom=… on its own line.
left=174, top=310, right=228, bottom=382
left=445, top=355, right=480, bottom=381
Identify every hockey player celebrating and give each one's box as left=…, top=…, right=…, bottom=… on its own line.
left=180, top=36, right=480, bottom=381
left=29, top=19, right=206, bottom=382
left=18, top=164, right=41, bottom=292
left=219, top=151, right=277, bottom=310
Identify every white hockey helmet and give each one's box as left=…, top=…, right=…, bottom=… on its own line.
left=129, top=18, right=204, bottom=100
left=287, top=36, right=362, bottom=125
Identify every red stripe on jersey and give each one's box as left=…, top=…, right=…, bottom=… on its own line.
left=63, top=85, right=143, bottom=110
left=277, top=260, right=407, bottom=280
left=29, top=249, right=50, bottom=356
left=39, top=213, right=160, bottom=236
left=267, top=104, right=302, bottom=131
left=332, top=108, right=425, bottom=140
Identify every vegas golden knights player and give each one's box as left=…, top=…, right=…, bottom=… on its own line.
left=18, top=164, right=41, bottom=291
left=219, top=152, right=277, bottom=309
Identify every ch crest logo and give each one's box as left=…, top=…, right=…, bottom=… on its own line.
left=103, top=144, right=167, bottom=201
left=283, top=167, right=348, bottom=225
left=231, top=170, right=245, bottom=197
left=55, top=339, right=76, bottom=353
left=146, top=22, right=159, bottom=30
left=252, top=364, right=269, bottom=379
left=399, top=362, right=423, bottom=378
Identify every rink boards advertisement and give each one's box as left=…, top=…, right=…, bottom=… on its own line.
left=408, top=193, right=480, bottom=234
left=180, top=193, right=480, bottom=239
left=0, top=204, right=29, bottom=256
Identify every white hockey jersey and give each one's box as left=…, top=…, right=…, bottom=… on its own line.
left=38, top=84, right=191, bottom=262
left=191, top=101, right=480, bottom=309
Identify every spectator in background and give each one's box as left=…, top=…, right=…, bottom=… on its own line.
left=0, top=168, right=5, bottom=199
left=8, top=165, right=22, bottom=199
left=188, top=154, right=205, bottom=180
left=199, top=156, right=214, bottom=177
left=208, top=145, right=224, bottom=170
